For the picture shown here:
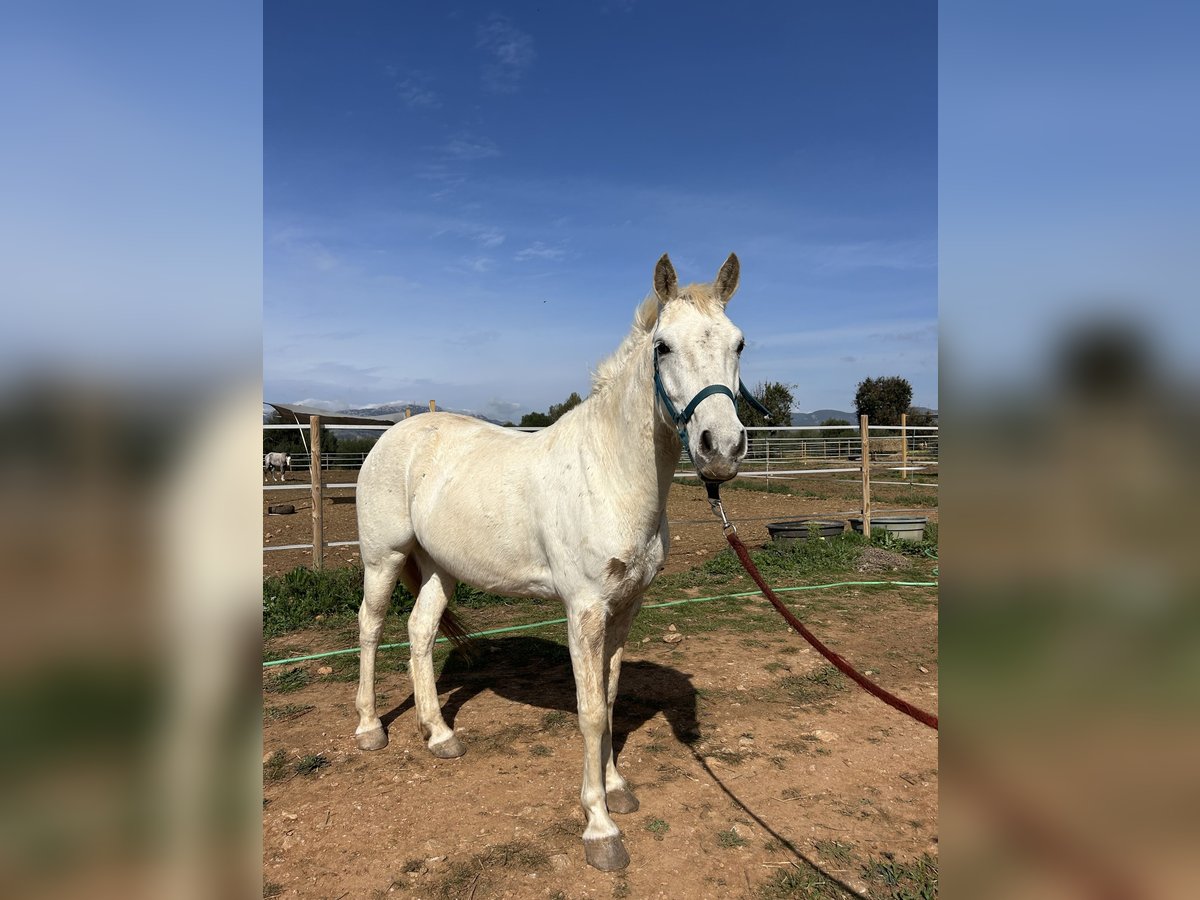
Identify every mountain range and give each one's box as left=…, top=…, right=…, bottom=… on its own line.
left=266, top=400, right=933, bottom=428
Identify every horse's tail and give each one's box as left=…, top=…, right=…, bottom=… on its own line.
left=438, top=607, right=479, bottom=663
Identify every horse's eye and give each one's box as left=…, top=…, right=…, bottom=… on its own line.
left=736, top=339, right=745, bottom=355
left=655, top=341, right=671, bottom=356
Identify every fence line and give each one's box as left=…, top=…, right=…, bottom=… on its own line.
left=264, top=418, right=937, bottom=561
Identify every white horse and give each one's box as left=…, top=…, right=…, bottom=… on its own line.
left=354, top=254, right=749, bottom=870
left=263, top=452, right=291, bottom=482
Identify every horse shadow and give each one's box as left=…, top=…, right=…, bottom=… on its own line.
left=380, top=635, right=700, bottom=755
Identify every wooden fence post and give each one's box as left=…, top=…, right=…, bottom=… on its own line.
left=429, top=400, right=436, bottom=413
left=900, top=412, right=909, bottom=483
left=310, top=415, right=324, bottom=569
left=860, top=414, right=872, bottom=538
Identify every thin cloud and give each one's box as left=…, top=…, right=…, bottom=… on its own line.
left=384, top=65, right=440, bottom=108
left=269, top=226, right=340, bottom=272
left=443, top=134, right=501, bottom=160
left=442, top=329, right=500, bottom=348
left=477, top=227, right=506, bottom=248
left=813, top=240, right=936, bottom=272
left=476, top=15, right=535, bottom=94
left=514, top=241, right=565, bottom=261
left=484, top=398, right=523, bottom=420
left=459, top=256, right=494, bottom=273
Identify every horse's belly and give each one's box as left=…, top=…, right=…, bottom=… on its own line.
left=411, top=507, right=556, bottom=600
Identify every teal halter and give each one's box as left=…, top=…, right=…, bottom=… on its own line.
left=652, top=348, right=772, bottom=458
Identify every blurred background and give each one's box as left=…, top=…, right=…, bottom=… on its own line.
left=1, top=1, right=1196, bottom=898
left=1, top=2, right=262, bottom=898
left=941, top=2, right=1199, bottom=897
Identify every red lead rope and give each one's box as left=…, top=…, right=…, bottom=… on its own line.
left=723, top=527, right=939, bottom=731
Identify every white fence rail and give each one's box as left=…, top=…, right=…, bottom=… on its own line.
left=263, top=418, right=937, bottom=559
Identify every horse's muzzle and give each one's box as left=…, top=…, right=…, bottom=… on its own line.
left=693, top=427, right=746, bottom=483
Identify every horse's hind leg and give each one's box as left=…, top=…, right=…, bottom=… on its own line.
left=354, top=555, right=406, bottom=751
left=408, top=557, right=465, bottom=759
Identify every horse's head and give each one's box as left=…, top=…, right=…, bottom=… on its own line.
left=651, top=253, right=749, bottom=483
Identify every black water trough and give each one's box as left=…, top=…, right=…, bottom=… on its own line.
left=767, top=519, right=847, bottom=545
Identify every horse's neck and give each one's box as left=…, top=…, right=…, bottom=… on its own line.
left=573, top=342, right=679, bottom=519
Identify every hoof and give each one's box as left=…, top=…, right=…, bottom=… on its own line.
left=355, top=727, right=388, bottom=751
left=606, top=787, right=640, bottom=814
left=584, top=834, right=630, bottom=871
left=428, top=734, right=466, bottom=759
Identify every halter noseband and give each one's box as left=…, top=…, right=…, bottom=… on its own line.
left=652, top=348, right=772, bottom=457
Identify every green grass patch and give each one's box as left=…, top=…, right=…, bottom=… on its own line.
left=264, top=703, right=314, bottom=722
left=863, top=852, right=938, bottom=900
left=428, top=841, right=550, bottom=900
left=757, top=860, right=843, bottom=899
left=295, top=753, right=329, bottom=776
left=717, top=827, right=748, bottom=848
left=540, top=709, right=572, bottom=730
left=814, top=839, right=855, bottom=864
left=263, top=749, right=289, bottom=783
left=677, top=476, right=797, bottom=495
left=264, top=666, right=311, bottom=694
left=264, top=565, right=522, bottom=638
left=644, top=817, right=670, bottom=840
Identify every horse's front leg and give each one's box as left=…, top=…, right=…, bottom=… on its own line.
left=602, top=597, right=642, bottom=814
left=567, top=601, right=629, bottom=871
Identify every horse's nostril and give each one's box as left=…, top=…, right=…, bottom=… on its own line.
left=737, top=429, right=747, bottom=455
left=700, top=430, right=714, bottom=453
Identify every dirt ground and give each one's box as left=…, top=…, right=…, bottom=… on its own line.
left=263, top=473, right=937, bottom=579
left=262, top=478, right=938, bottom=899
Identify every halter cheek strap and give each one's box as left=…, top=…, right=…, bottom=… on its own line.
left=652, top=351, right=773, bottom=459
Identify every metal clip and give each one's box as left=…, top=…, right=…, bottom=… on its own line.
left=707, top=494, right=736, bottom=534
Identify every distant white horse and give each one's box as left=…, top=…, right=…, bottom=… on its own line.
left=354, top=254, right=749, bottom=871
left=263, top=452, right=291, bottom=482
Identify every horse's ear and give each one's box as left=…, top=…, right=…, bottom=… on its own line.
left=714, top=253, right=740, bottom=305
left=654, top=253, right=678, bottom=304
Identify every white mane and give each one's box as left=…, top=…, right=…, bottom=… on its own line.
left=590, top=285, right=723, bottom=396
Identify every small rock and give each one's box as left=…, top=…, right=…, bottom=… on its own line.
left=918, top=665, right=929, bottom=674
left=279, top=811, right=297, bottom=820
left=642, top=636, right=651, bottom=643
left=314, top=614, right=325, bottom=623
left=262, top=752, right=274, bottom=764
left=813, top=730, right=838, bottom=743
left=663, top=632, right=684, bottom=644
left=667, top=624, right=677, bottom=632
left=317, top=665, right=333, bottom=675
left=549, top=853, right=571, bottom=871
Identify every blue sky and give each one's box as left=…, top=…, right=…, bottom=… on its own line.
left=265, top=1, right=936, bottom=420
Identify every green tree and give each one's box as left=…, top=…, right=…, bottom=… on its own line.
left=736, top=381, right=794, bottom=431
left=819, top=417, right=855, bottom=438
left=519, top=390, right=584, bottom=428
left=906, top=406, right=935, bottom=427
left=547, top=391, right=584, bottom=423
left=854, top=376, right=913, bottom=426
